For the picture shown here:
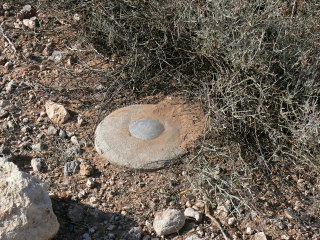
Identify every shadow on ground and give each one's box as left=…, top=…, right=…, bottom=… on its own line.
left=51, top=196, right=140, bottom=240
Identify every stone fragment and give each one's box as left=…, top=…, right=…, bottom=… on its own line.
left=68, top=204, right=84, bottom=222
left=0, top=108, right=9, bottom=118
left=65, top=146, right=82, bottom=157
left=126, top=226, right=142, bottom=240
left=0, top=100, right=10, bottom=108
left=227, top=217, right=236, bottom=226
left=284, top=208, right=297, bottom=220
left=32, top=142, right=46, bottom=151
left=31, top=158, right=42, bottom=172
left=45, top=101, right=70, bottom=124
left=64, top=160, right=80, bottom=176
left=184, top=207, right=203, bottom=222
left=80, top=162, right=93, bottom=176
left=0, top=157, right=59, bottom=239
left=23, top=18, right=35, bottom=29
left=5, top=81, right=16, bottom=93
left=59, top=129, right=67, bottom=138
left=73, top=13, right=81, bottom=21
left=4, top=62, right=13, bottom=73
left=47, top=125, right=58, bottom=135
left=153, top=209, right=185, bottom=236
left=0, top=144, right=11, bottom=155
left=71, top=136, right=80, bottom=145
left=5, top=120, right=14, bottom=129
left=77, top=115, right=84, bottom=126
left=50, top=51, right=66, bottom=63
left=86, top=178, right=95, bottom=188
left=0, top=56, right=7, bottom=65
left=246, top=226, right=253, bottom=235
left=2, top=3, right=10, bottom=10
left=17, top=4, right=36, bottom=20
left=254, top=232, right=267, bottom=240
left=185, top=234, right=204, bottom=240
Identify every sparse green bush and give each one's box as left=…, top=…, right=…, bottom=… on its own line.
left=45, top=0, right=320, bottom=213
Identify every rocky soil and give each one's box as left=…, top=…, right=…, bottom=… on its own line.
left=0, top=2, right=319, bottom=240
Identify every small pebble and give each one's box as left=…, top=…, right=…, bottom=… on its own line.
left=47, top=125, right=57, bottom=135
left=59, top=129, right=67, bottom=138
left=31, top=158, right=42, bottom=172
left=86, top=178, right=95, bottom=188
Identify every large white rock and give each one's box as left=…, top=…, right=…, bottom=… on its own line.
left=153, top=208, right=185, bottom=236
left=45, top=100, right=70, bottom=124
left=0, top=158, right=59, bottom=240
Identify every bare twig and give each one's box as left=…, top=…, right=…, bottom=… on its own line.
left=205, top=204, right=231, bottom=240
left=0, top=22, right=16, bottom=54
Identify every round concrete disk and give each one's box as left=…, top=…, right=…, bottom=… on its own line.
left=95, top=104, right=184, bottom=170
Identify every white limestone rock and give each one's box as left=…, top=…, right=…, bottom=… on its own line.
left=45, top=100, right=70, bottom=124
left=254, top=232, right=268, bottom=240
left=0, top=157, right=59, bottom=240
left=153, top=209, right=185, bottom=236
left=184, top=207, right=203, bottom=222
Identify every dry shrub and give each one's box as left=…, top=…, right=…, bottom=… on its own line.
left=45, top=0, right=320, bottom=215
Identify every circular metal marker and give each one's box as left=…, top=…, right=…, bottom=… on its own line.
left=129, top=118, right=164, bottom=140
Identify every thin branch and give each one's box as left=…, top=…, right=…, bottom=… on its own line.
left=0, top=22, right=16, bottom=54
left=205, top=204, right=231, bottom=240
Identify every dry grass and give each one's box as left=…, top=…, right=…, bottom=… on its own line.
left=43, top=0, right=320, bottom=219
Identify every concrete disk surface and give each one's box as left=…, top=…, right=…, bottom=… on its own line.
left=95, top=98, right=204, bottom=170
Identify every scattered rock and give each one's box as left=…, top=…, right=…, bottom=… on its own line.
left=21, top=126, right=30, bottom=133
left=185, top=234, right=204, bottom=240
left=64, top=160, right=80, bottom=176
left=45, top=100, right=70, bottom=124
left=32, top=142, right=46, bottom=151
left=77, top=115, right=84, bottom=126
left=153, top=209, right=185, bottom=236
left=5, top=120, right=14, bottom=129
left=4, top=62, right=13, bottom=73
left=71, top=135, right=80, bottom=145
left=73, top=13, right=81, bottom=21
left=86, top=178, right=95, bottom=188
left=284, top=208, right=297, bottom=220
left=0, top=56, right=7, bottom=65
left=0, top=108, right=9, bottom=118
left=47, top=125, right=58, bottom=135
left=50, top=51, right=66, bottom=63
left=79, top=162, right=93, bottom=176
left=17, top=4, right=36, bottom=20
left=59, top=129, right=67, bottom=138
left=126, top=226, right=142, bottom=240
left=215, top=200, right=230, bottom=217
left=254, top=232, right=267, bottom=240
left=184, top=207, right=202, bottom=222
left=2, top=3, right=10, bottom=11
left=0, top=100, right=10, bottom=108
left=42, top=43, right=54, bottom=56
left=0, top=144, right=11, bottom=155
left=5, top=81, right=16, bottom=93
left=23, top=18, right=35, bottom=29
left=67, top=204, right=84, bottom=222
left=65, top=146, right=82, bottom=157
left=31, top=158, right=42, bottom=172
left=0, top=157, right=59, bottom=239
left=246, top=226, right=253, bottom=235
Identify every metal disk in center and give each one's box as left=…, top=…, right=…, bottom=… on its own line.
left=129, top=118, right=164, bottom=140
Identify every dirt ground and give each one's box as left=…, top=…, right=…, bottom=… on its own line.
left=0, top=2, right=319, bottom=240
